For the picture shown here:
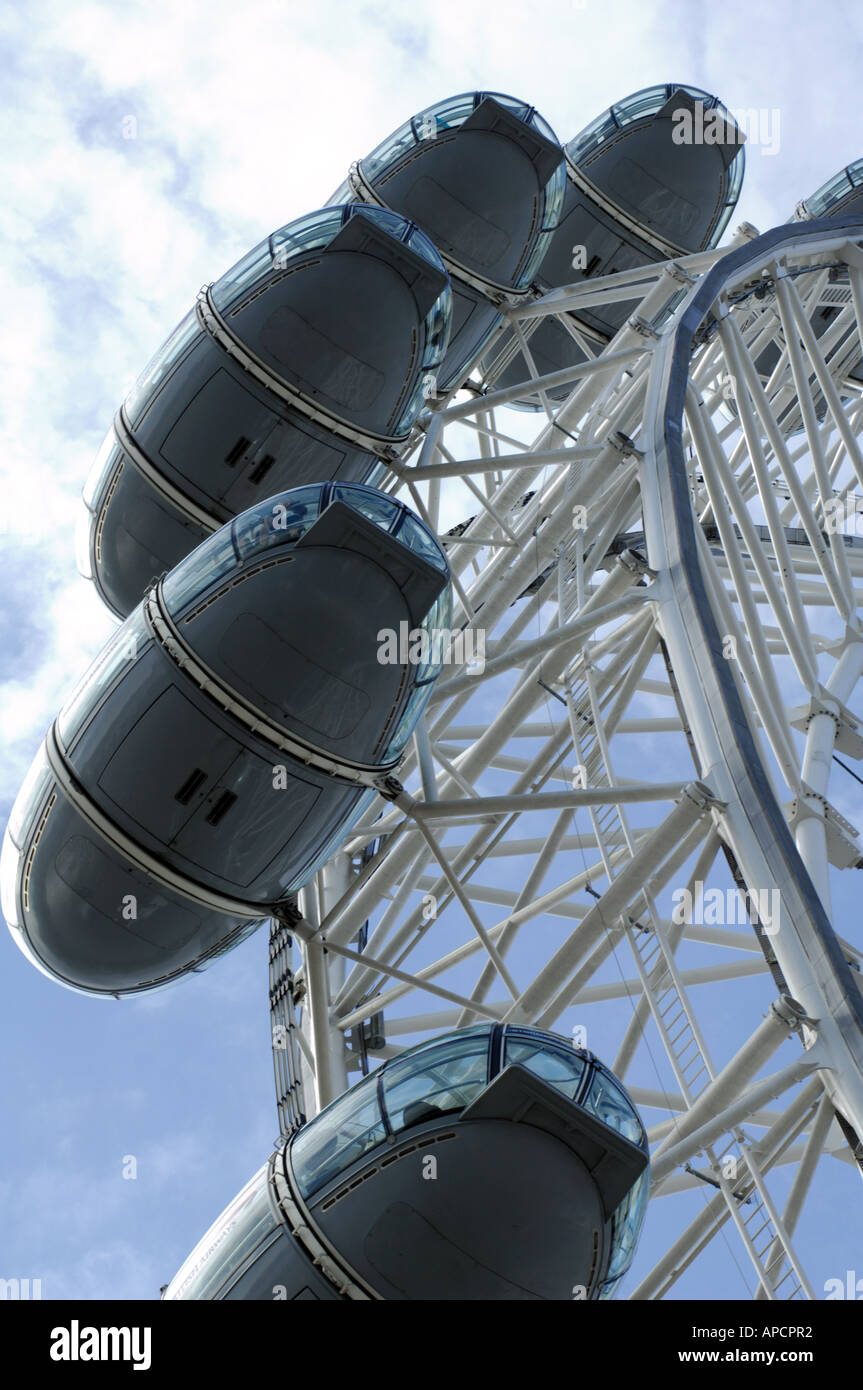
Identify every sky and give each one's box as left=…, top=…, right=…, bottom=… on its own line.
left=1, top=0, right=863, bottom=1303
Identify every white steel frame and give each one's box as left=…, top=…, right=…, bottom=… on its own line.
left=272, top=215, right=863, bottom=1300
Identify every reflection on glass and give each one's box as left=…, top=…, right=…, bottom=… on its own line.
left=583, top=1066, right=643, bottom=1144
left=161, top=524, right=239, bottom=617
left=383, top=584, right=454, bottom=760
left=291, top=1072, right=386, bottom=1199
left=125, top=310, right=199, bottom=424
left=396, top=512, right=448, bottom=572
left=566, top=84, right=744, bottom=248
left=8, top=743, right=52, bottom=847
left=165, top=1165, right=278, bottom=1300
left=599, top=1167, right=649, bottom=1298
left=1, top=826, right=21, bottom=928
left=57, top=611, right=149, bottom=747
left=332, top=484, right=401, bottom=533
left=504, top=1033, right=587, bottom=1101
left=74, top=506, right=95, bottom=580
left=233, top=488, right=323, bottom=561
left=805, top=158, right=863, bottom=218
left=382, top=1028, right=492, bottom=1130
left=82, top=427, right=122, bottom=511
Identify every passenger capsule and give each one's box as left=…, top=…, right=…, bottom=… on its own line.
left=482, top=84, right=745, bottom=407
left=791, top=159, right=863, bottom=388
left=3, top=484, right=450, bottom=996
left=163, top=1024, right=649, bottom=1301
left=732, top=158, right=863, bottom=434
left=331, top=92, right=566, bottom=393
left=78, top=206, right=451, bottom=618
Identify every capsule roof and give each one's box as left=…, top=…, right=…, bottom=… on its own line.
left=351, top=90, right=566, bottom=292
left=125, top=203, right=452, bottom=441
left=211, top=203, right=449, bottom=309
left=161, top=480, right=449, bottom=620
left=288, top=1021, right=648, bottom=1298
left=796, top=157, right=863, bottom=220
left=566, top=82, right=746, bottom=250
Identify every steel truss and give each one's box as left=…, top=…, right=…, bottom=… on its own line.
left=270, top=216, right=863, bottom=1299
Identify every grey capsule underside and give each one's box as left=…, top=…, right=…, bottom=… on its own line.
left=360, top=98, right=563, bottom=391
left=486, top=92, right=742, bottom=404
left=18, top=781, right=262, bottom=994
left=169, top=1065, right=647, bottom=1300
left=19, top=513, right=445, bottom=994
left=93, top=224, right=446, bottom=618
left=219, top=1124, right=606, bottom=1301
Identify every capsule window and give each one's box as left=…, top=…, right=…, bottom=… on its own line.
left=163, top=1165, right=278, bottom=1301
left=57, top=610, right=150, bottom=749
left=291, top=1071, right=386, bottom=1199
left=8, top=744, right=52, bottom=848
left=599, top=1167, right=650, bottom=1297
left=583, top=1067, right=643, bottom=1144
left=124, top=309, right=200, bottom=425
left=503, top=1035, right=587, bottom=1102
left=381, top=1030, right=492, bottom=1132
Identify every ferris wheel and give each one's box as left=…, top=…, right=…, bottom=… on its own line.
left=271, top=182, right=863, bottom=1298
left=6, top=81, right=863, bottom=1300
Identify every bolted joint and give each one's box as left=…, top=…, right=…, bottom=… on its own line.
left=607, top=430, right=644, bottom=460
left=681, top=779, right=725, bottom=814
left=616, top=546, right=655, bottom=579
left=770, top=994, right=816, bottom=1033
left=374, top=774, right=405, bottom=803
left=667, top=261, right=697, bottom=287
left=627, top=314, right=660, bottom=340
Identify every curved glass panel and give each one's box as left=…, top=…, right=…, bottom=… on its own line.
left=343, top=204, right=447, bottom=274
left=164, top=1165, right=279, bottom=1301
left=1, top=826, right=21, bottom=928
left=74, top=506, right=95, bottom=581
left=124, top=309, right=199, bottom=425
left=332, top=483, right=402, bottom=533
left=363, top=91, right=560, bottom=185
left=583, top=1065, right=644, bottom=1144
left=56, top=610, right=150, bottom=747
left=804, top=158, right=863, bottom=219
left=599, top=1167, right=649, bottom=1297
left=395, top=512, right=449, bottom=572
left=160, top=523, right=239, bottom=618
left=381, top=1027, right=493, bottom=1131
left=211, top=206, right=450, bottom=436
left=212, top=204, right=447, bottom=314
left=331, top=484, right=449, bottom=571
left=381, top=582, right=454, bottom=760
left=161, top=484, right=447, bottom=627
left=504, top=1032, right=587, bottom=1101
left=566, top=84, right=745, bottom=248
left=82, top=426, right=122, bottom=511
left=8, top=743, right=52, bottom=847
left=359, top=92, right=565, bottom=291
left=211, top=209, right=345, bottom=313
left=233, top=486, right=324, bottom=561
left=291, top=1071, right=386, bottom=1199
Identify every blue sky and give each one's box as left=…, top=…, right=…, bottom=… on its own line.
left=2, top=0, right=863, bottom=1301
